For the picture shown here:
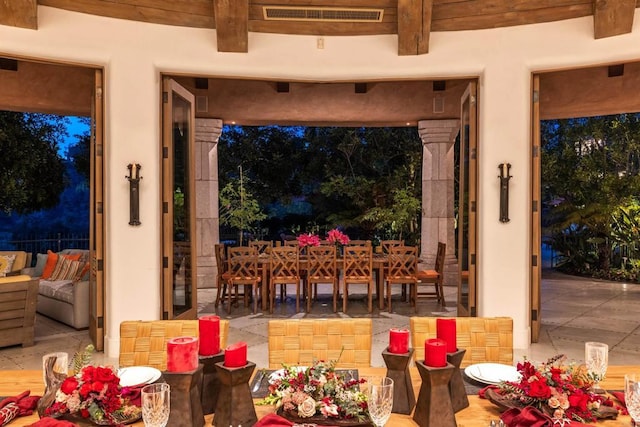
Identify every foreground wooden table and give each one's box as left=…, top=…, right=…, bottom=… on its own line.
left=0, top=366, right=634, bottom=426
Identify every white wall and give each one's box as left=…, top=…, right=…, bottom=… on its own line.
left=1, top=6, right=639, bottom=358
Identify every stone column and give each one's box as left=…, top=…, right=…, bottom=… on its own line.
left=418, top=119, right=460, bottom=287
left=195, top=118, right=223, bottom=288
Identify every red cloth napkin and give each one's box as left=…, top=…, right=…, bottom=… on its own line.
left=120, top=384, right=145, bottom=407
left=0, top=391, right=40, bottom=426
left=478, top=384, right=500, bottom=399
left=611, top=391, right=625, bottom=406
left=253, top=414, right=294, bottom=427
left=28, top=418, right=79, bottom=427
left=500, top=406, right=589, bottom=427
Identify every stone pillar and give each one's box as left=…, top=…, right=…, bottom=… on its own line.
left=418, top=119, right=460, bottom=288
left=195, top=118, right=223, bottom=288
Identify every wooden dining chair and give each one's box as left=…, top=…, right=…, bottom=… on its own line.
left=380, top=239, right=404, bottom=254
left=119, top=319, right=229, bottom=370
left=214, top=243, right=228, bottom=308
left=343, top=245, right=374, bottom=313
left=346, top=239, right=372, bottom=247
left=249, top=240, right=273, bottom=255
left=385, top=245, right=418, bottom=313
left=224, top=246, right=262, bottom=314
left=415, top=242, right=447, bottom=307
left=269, top=246, right=301, bottom=313
left=409, top=316, right=513, bottom=368
left=306, top=245, right=338, bottom=312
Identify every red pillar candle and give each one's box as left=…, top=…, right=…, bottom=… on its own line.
left=424, top=338, right=447, bottom=367
left=166, top=336, right=199, bottom=372
left=436, top=318, right=457, bottom=353
left=224, top=341, right=248, bottom=368
left=389, top=328, right=410, bottom=354
left=198, top=315, right=221, bottom=356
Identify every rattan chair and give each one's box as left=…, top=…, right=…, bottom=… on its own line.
left=268, top=318, right=372, bottom=369
left=385, top=246, right=418, bottom=313
left=119, top=319, right=229, bottom=370
left=343, top=245, right=374, bottom=313
left=415, top=242, right=446, bottom=307
left=306, top=245, right=338, bottom=312
left=409, top=316, right=513, bottom=368
left=269, top=246, right=301, bottom=313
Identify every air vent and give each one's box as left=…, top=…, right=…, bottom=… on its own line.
left=263, top=6, right=384, bottom=22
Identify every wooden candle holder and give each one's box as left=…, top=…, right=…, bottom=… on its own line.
left=413, top=361, right=457, bottom=427
left=213, top=361, right=257, bottom=427
left=199, top=351, right=225, bottom=415
left=447, top=348, right=469, bottom=413
left=382, top=347, right=416, bottom=414
left=163, top=365, right=205, bottom=427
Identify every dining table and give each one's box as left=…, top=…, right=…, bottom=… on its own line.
left=0, top=365, right=634, bottom=426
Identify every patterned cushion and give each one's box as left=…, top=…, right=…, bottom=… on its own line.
left=0, top=254, right=16, bottom=278
left=49, top=257, right=83, bottom=281
left=38, top=280, right=74, bottom=304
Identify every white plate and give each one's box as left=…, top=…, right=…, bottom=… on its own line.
left=464, top=363, right=521, bottom=385
left=268, top=366, right=308, bottom=384
left=117, top=366, right=162, bottom=387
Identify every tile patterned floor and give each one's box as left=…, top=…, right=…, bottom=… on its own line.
left=2, top=270, right=640, bottom=370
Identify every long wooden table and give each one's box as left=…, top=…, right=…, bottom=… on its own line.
left=1, top=366, right=635, bottom=426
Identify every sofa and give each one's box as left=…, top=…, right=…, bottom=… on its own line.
left=0, top=250, right=31, bottom=277
left=0, top=274, right=39, bottom=348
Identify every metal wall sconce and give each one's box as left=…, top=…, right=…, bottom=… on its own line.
left=126, top=163, right=142, bottom=226
left=498, top=163, right=511, bottom=223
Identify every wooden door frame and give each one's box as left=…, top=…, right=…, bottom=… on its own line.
left=530, top=75, right=542, bottom=342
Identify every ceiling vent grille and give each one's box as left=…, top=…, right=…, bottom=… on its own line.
left=263, top=6, right=384, bottom=22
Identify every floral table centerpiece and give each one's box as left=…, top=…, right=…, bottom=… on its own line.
left=484, top=355, right=619, bottom=425
left=259, top=359, right=371, bottom=426
left=326, top=229, right=350, bottom=247
left=297, top=233, right=320, bottom=248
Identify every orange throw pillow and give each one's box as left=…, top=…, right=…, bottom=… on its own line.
left=41, top=250, right=59, bottom=279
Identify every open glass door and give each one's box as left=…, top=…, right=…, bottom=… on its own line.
left=457, top=82, right=478, bottom=317
left=161, top=78, right=197, bottom=320
left=89, top=68, right=105, bottom=350
left=531, top=75, right=542, bottom=342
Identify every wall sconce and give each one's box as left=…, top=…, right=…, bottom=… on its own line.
left=126, top=163, right=142, bottom=226
left=498, top=163, right=511, bottom=223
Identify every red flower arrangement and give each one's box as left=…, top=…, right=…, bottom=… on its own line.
left=495, top=355, right=618, bottom=423
left=45, top=365, right=141, bottom=425
left=297, top=233, right=320, bottom=247
left=326, top=229, right=350, bottom=246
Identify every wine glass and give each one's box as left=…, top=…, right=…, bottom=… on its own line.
left=367, top=377, right=394, bottom=427
left=585, top=341, right=608, bottom=392
left=625, top=374, right=640, bottom=424
left=141, top=383, right=170, bottom=427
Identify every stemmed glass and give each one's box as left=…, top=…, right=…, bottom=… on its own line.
left=141, top=383, right=170, bottom=427
left=585, top=341, right=608, bottom=392
left=367, top=377, right=394, bottom=427
left=625, top=374, right=640, bottom=424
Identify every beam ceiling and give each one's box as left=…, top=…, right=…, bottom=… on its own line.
left=0, top=0, right=37, bottom=30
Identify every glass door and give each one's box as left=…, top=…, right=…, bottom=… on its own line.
left=161, top=78, right=197, bottom=319
left=457, top=82, right=478, bottom=317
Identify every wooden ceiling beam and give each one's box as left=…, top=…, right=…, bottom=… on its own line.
left=0, top=0, right=37, bottom=30
left=213, top=0, right=249, bottom=52
left=593, top=0, right=636, bottom=39
left=397, top=0, right=433, bottom=55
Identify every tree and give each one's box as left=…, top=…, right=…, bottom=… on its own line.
left=0, top=112, right=68, bottom=214
left=219, top=167, right=267, bottom=245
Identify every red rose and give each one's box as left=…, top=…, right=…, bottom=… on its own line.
left=91, top=381, right=105, bottom=393
left=568, top=392, right=589, bottom=412
left=95, top=366, right=117, bottom=383
left=528, top=379, right=552, bottom=399
left=80, top=409, right=90, bottom=418
left=79, top=383, right=93, bottom=399
left=81, top=366, right=96, bottom=382
left=60, top=377, right=79, bottom=395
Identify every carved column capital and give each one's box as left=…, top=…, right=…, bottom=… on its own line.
left=196, top=118, right=223, bottom=145
left=418, top=119, right=460, bottom=146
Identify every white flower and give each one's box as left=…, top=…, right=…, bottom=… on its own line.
left=297, top=396, right=317, bottom=418
left=321, top=402, right=339, bottom=417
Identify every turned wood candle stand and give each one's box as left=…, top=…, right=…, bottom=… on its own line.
left=447, top=348, right=469, bottom=413
left=199, top=351, right=225, bottom=415
left=413, top=361, right=457, bottom=427
left=162, top=364, right=205, bottom=427
left=213, top=361, right=257, bottom=427
left=381, top=347, right=416, bottom=414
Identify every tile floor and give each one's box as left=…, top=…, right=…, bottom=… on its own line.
left=2, top=270, right=640, bottom=370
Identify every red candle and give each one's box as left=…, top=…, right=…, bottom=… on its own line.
left=198, top=315, right=221, bottom=356
left=424, top=338, right=447, bottom=367
left=224, top=341, right=248, bottom=368
left=389, top=328, right=410, bottom=354
left=436, top=318, right=457, bottom=353
left=166, top=336, right=199, bottom=372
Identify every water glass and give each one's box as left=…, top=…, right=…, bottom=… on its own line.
left=367, top=376, right=394, bottom=427
left=625, top=374, right=640, bottom=423
left=585, top=341, right=608, bottom=390
left=141, top=383, right=170, bottom=427
left=42, top=352, right=68, bottom=383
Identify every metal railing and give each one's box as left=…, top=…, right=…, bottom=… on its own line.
left=2, top=232, right=89, bottom=265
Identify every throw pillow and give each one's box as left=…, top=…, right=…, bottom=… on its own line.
left=0, top=254, right=16, bottom=278
left=34, top=253, right=48, bottom=277
left=41, top=250, right=59, bottom=280
left=49, top=257, right=84, bottom=281
left=74, top=261, right=91, bottom=282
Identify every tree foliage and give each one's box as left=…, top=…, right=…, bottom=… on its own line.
left=0, top=112, right=68, bottom=214
left=219, top=168, right=267, bottom=246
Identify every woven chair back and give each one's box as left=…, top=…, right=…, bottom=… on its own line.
left=227, top=246, right=260, bottom=285
left=119, top=319, right=229, bottom=370
left=409, top=316, right=513, bottom=368
left=343, top=245, right=372, bottom=282
left=306, top=245, right=337, bottom=282
left=268, top=319, right=372, bottom=369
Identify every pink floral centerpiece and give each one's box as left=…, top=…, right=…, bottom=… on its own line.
left=297, top=233, right=320, bottom=247
left=326, top=229, right=350, bottom=246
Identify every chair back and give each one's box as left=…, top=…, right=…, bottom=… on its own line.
left=119, top=319, right=230, bottom=370
left=249, top=240, right=273, bottom=255
left=270, top=246, right=300, bottom=281
left=227, top=246, right=260, bottom=285
left=434, top=241, right=446, bottom=278
left=214, top=243, right=227, bottom=274
left=346, top=240, right=371, bottom=247
left=268, top=319, right=372, bottom=368
left=307, top=245, right=337, bottom=282
left=387, top=246, right=418, bottom=280
left=381, top=240, right=404, bottom=254
left=343, top=245, right=372, bottom=281
left=284, top=240, right=299, bottom=247
left=409, top=316, right=513, bottom=368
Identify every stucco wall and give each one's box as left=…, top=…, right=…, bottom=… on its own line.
left=1, top=6, right=639, bottom=358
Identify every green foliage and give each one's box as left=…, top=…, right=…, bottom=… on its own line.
left=0, top=111, right=68, bottom=214
left=219, top=169, right=267, bottom=245
left=72, top=344, right=95, bottom=375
